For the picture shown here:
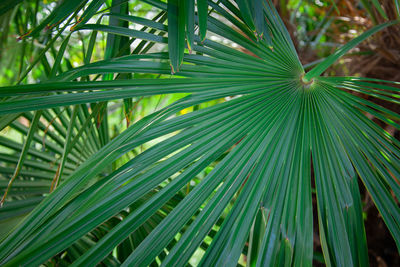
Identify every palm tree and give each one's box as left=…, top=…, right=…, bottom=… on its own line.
left=0, top=0, right=399, bottom=266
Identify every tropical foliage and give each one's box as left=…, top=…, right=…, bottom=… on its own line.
left=0, top=0, right=399, bottom=266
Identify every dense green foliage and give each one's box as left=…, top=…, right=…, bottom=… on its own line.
left=0, top=0, right=399, bottom=266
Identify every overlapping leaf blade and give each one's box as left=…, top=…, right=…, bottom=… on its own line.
left=0, top=1, right=399, bottom=267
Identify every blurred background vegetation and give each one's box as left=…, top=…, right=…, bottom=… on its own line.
left=0, top=0, right=399, bottom=266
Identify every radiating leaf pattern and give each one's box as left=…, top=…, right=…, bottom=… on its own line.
left=0, top=0, right=399, bottom=266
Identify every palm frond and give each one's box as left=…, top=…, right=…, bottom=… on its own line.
left=0, top=0, right=399, bottom=266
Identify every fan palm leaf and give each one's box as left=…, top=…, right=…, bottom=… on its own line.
left=0, top=0, right=399, bottom=266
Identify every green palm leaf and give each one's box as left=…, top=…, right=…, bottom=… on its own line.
left=0, top=0, right=399, bottom=266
